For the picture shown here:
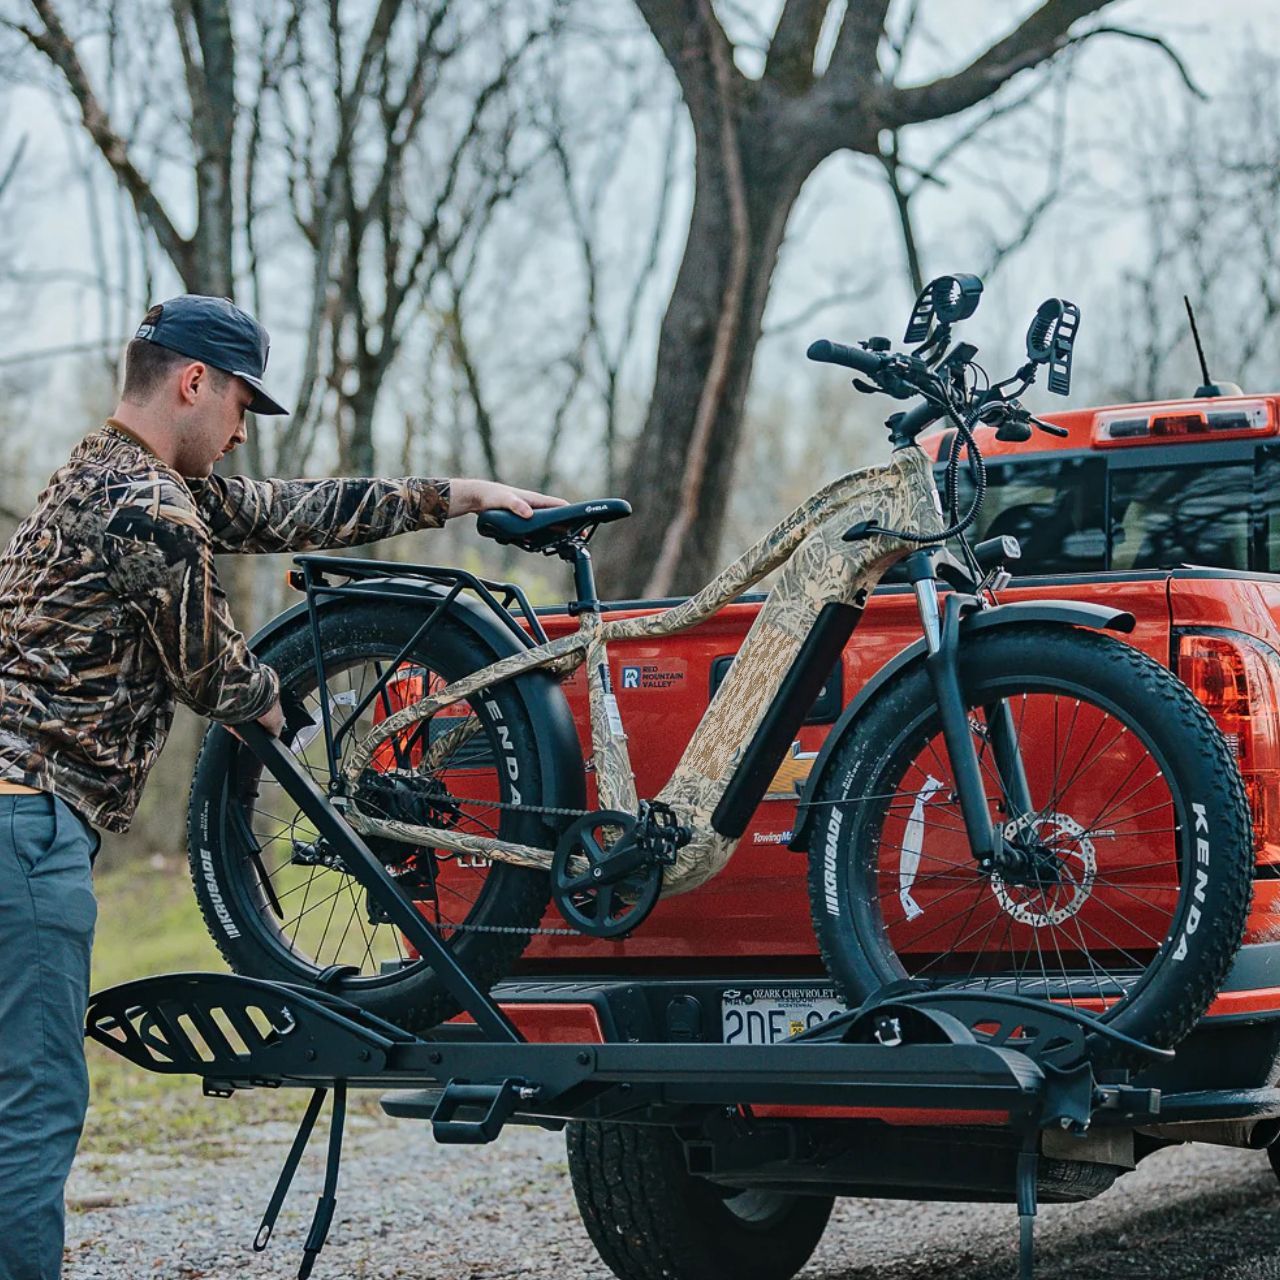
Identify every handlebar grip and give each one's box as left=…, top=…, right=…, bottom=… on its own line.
left=806, top=339, right=885, bottom=375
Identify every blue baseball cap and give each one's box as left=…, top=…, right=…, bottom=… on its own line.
left=134, top=295, right=290, bottom=416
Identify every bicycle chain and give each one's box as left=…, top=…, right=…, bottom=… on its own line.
left=352, top=784, right=910, bottom=939
left=355, top=786, right=594, bottom=936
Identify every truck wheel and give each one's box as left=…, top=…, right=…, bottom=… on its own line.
left=565, top=1121, right=833, bottom=1280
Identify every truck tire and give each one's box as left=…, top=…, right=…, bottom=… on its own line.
left=566, top=1121, right=833, bottom=1280
left=806, top=624, right=1254, bottom=1065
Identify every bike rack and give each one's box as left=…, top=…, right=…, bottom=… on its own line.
left=86, top=723, right=1171, bottom=1280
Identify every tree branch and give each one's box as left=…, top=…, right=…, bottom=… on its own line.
left=18, top=0, right=197, bottom=285
left=824, top=0, right=890, bottom=88
left=633, top=0, right=743, bottom=114
left=880, top=133, right=924, bottom=294
left=1064, top=25, right=1206, bottom=99
left=763, top=0, right=828, bottom=92
left=0, top=134, right=27, bottom=203
left=884, top=0, right=1112, bottom=128
left=287, top=0, right=406, bottom=452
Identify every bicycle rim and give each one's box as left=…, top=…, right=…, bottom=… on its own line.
left=227, top=648, right=518, bottom=986
left=848, top=682, right=1189, bottom=1018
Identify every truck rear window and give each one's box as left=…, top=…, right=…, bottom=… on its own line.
left=939, top=456, right=1106, bottom=575
left=931, top=445, right=1280, bottom=577
left=1110, top=462, right=1253, bottom=571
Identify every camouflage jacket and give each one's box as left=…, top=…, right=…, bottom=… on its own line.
left=0, top=421, right=450, bottom=832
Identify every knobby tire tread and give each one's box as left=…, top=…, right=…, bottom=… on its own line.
left=566, top=1122, right=832, bottom=1280
left=806, top=626, right=1253, bottom=1065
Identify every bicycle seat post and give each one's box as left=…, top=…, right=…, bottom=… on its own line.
left=563, top=539, right=600, bottom=616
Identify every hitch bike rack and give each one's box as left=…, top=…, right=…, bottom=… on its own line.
left=86, top=725, right=1171, bottom=1280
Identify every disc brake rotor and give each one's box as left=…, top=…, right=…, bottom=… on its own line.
left=991, top=811, right=1097, bottom=927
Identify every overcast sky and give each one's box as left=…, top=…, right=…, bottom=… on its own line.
left=2, top=0, right=1278, bottom=473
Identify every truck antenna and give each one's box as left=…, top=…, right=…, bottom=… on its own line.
left=1183, top=296, right=1242, bottom=399
left=1184, top=296, right=1213, bottom=387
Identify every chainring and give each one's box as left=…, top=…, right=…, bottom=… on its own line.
left=550, top=810, right=662, bottom=939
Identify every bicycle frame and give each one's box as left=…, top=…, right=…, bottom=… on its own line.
left=336, top=443, right=951, bottom=897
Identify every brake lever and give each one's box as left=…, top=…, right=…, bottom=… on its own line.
left=1029, top=414, right=1069, bottom=438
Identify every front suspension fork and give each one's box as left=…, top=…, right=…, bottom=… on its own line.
left=910, top=566, right=1033, bottom=868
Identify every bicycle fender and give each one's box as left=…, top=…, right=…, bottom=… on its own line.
left=788, top=599, right=1134, bottom=851
left=250, top=581, right=587, bottom=819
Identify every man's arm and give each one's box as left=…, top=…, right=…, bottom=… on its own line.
left=102, top=480, right=281, bottom=725
left=187, top=474, right=452, bottom=555
left=187, top=475, right=570, bottom=554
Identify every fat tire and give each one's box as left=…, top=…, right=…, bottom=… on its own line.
left=806, top=625, right=1253, bottom=1062
left=566, top=1121, right=833, bottom=1280
left=186, top=601, right=554, bottom=1033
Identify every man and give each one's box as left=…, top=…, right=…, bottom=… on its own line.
left=0, top=295, right=565, bottom=1280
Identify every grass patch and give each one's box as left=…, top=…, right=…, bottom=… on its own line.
left=83, top=856, right=381, bottom=1160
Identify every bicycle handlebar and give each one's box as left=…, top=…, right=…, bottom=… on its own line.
left=895, top=400, right=944, bottom=437
left=805, top=338, right=886, bottom=376
left=805, top=278, right=1080, bottom=547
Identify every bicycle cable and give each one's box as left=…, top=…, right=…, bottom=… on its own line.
left=858, top=383, right=989, bottom=546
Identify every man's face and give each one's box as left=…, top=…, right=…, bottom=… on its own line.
left=174, top=367, right=253, bottom=477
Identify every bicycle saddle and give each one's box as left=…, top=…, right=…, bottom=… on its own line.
left=475, top=498, right=632, bottom=552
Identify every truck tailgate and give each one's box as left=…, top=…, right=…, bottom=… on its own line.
left=517, top=575, right=1176, bottom=969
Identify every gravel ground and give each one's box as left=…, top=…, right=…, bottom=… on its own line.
left=62, top=1108, right=1280, bottom=1280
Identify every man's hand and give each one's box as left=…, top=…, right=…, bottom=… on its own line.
left=448, top=479, right=568, bottom=520
left=228, top=698, right=284, bottom=742
left=257, top=699, right=285, bottom=737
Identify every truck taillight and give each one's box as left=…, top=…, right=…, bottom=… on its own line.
left=1178, top=632, right=1280, bottom=866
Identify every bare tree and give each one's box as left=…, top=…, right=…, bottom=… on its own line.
left=1088, top=47, right=1280, bottom=404
left=3, top=0, right=562, bottom=482
left=6, top=0, right=236, bottom=294
left=267, top=0, right=562, bottom=476
left=597, top=0, right=1199, bottom=597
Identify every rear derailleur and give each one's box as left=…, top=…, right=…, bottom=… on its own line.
left=550, top=800, right=692, bottom=939
left=291, top=770, right=460, bottom=926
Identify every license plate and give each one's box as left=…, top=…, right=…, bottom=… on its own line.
left=721, top=987, right=846, bottom=1045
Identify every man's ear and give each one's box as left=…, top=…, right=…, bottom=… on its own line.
left=176, top=361, right=208, bottom=406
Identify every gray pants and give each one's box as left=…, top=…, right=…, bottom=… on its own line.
left=0, top=793, right=98, bottom=1280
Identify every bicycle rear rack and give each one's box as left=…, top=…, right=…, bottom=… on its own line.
left=87, top=720, right=1171, bottom=1280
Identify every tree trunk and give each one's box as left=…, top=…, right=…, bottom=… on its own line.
left=597, top=141, right=811, bottom=598
left=189, top=0, right=236, bottom=296
left=347, top=387, right=378, bottom=476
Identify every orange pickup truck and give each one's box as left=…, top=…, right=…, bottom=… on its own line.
left=400, top=387, right=1280, bottom=1276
